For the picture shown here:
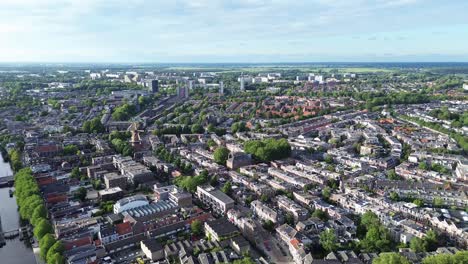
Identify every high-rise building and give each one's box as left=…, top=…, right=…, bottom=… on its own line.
left=219, top=81, right=224, bottom=95
left=240, top=76, right=245, bottom=91
left=188, top=80, right=194, bottom=90
left=177, top=86, right=189, bottom=99
left=147, top=79, right=159, bottom=93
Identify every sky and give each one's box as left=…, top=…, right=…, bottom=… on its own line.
left=0, top=0, right=468, bottom=63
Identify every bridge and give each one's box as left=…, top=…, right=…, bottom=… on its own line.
left=0, top=226, right=31, bottom=246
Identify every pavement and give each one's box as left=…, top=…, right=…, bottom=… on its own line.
left=32, top=246, right=46, bottom=264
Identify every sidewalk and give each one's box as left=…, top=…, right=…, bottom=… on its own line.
left=32, top=241, right=46, bottom=264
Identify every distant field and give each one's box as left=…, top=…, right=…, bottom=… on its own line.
left=332, top=67, right=395, bottom=73
left=165, top=66, right=396, bottom=74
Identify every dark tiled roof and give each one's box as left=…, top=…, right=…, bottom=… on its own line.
left=205, top=218, right=238, bottom=236
left=142, top=239, right=163, bottom=252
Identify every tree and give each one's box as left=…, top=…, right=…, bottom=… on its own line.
left=19, top=194, right=43, bottom=220
left=138, top=95, right=150, bottom=106
left=424, top=230, right=438, bottom=251
left=433, top=197, right=443, bottom=207
left=312, top=209, right=328, bottom=221
left=214, top=147, right=230, bottom=165
left=70, top=167, right=81, bottom=179
left=410, top=237, right=426, bottom=252
left=207, top=124, right=215, bottom=133
left=9, top=149, right=23, bottom=172
left=260, top=194, right=269, bottom=203
left=31, top=204, right=47, bottom=226
left=387, top=169, right=401, bottom=180
left=373, top=253, right=410, bottom=264
left=421, top=250, right=468, bottom=264
left=221, top=181, right=232, bottom=195
left=39, top=233, right=56, bottom=261
left=244, top=138, right=291, bottom=162
left=111, top=138, right=134, bottom=157
left=263, top=220, right=275, bottom=232
left=206, top=139, right=216, bottom=148
left=418, top=161, right=429, bottom=170
left=34, top=218, right=53, bottom=240
left=112, top=103, right=136, bottom=121
left=109, top=130, right=131, bottom=141
left=92, top=179, right=102, bottom=190
left=390, top=191, right=399, bottom=201
left=191, top=123, right=204, bottom=134
left=174, top=172, right=209, bottom=193
left=322, top=186, right=332, bottom=200
left=82, top=117, right=104, bottom=133
left=191, top=220, right=203, bottom=236
left=285, top=213, right=295, bottom=225
left=233, top=257, right=255, bottom=264
left=359, top=212, right=392, bottom=252
left=231, top=122, right=247, bottom=133
left=46, top=241, right=65, bottom=264
left=75, top=187, right=87, bottom=202
left=413, top=199, right=424, bottom=207
left=360, top=225, right=391, bottom=252
left=62, top=145, right=78, bottom=155
left=319, top=229, right=338, bottom=253
left=324, top=155, right=334, bottom=164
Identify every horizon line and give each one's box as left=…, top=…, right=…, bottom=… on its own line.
left=1, top=61, right=468, bottom=65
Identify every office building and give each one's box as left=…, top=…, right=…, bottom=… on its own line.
left=219, top=81, right=224, bottom=95
left=147, top=79, right=159, bottom=93
left=177, top=86, right=189, bottom=99
left=240, top=77, right=245, bottom=91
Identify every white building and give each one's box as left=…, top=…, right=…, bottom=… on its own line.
left=219, top=81, right=224, bottom=95
left=196, top=185, right=234, bottom=215
left=113, top=194, right=149, bottom=214
left=251, top=200, right=284, bottom=224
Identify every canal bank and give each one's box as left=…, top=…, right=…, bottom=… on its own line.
left=0, top=153, right=36, bottom=264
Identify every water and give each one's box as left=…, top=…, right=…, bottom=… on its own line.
left=0, top=153, right=12, bottom=178
left=0, top=154, right=36, bottom=264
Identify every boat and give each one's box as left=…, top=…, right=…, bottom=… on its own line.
left=9, top=189, right=13, bottom=197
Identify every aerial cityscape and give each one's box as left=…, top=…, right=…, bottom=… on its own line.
left=0, top=1, right=467, bottom=264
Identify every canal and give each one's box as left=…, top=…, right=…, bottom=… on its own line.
left=0, top=153, right=36, bottom=264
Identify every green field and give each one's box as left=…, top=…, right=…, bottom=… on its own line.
left=165, top=66, right=396, bottom=74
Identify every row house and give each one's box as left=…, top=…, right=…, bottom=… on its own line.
left=251, top=200, right=284, bottom=224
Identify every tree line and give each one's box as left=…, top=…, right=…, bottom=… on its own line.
left=15, top=168, right=65, bottom=264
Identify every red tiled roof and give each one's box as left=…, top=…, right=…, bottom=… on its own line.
left=290, top=238, right=301, bottom=249
left=116, top=222, right=132, bottom=235
left=37, top=177, right=56, bottom=186
left=64, top=236, right=92, bottom=251
left=46, top=194, right=68, bottom=204
left=36, top=145, right=60, bottom=153
left=186, top=212, right=212, bottom=225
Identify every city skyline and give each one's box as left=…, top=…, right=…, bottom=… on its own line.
left=1, top=0, right=468, bottom=63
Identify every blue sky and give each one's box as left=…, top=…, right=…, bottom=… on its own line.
left=0, top=0, right=467, bottom=62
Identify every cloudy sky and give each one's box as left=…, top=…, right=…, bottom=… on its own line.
left=0, top=0, right=467, bottom=62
